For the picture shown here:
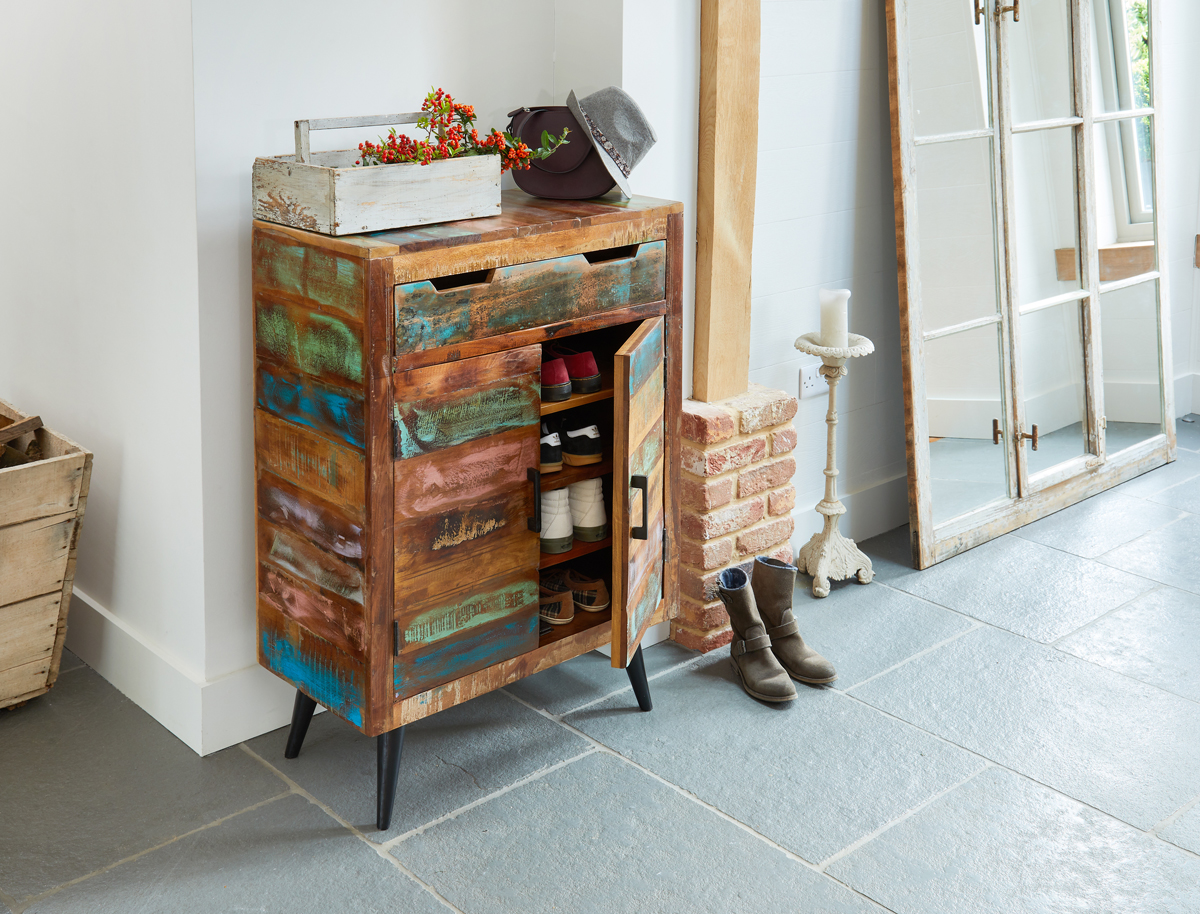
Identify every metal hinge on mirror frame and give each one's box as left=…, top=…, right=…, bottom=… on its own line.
left=998, top=1, right=1019, bottom=22
left=1019, top=425, right=1039, bottom=451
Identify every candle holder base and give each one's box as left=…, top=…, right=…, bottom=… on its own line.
left=795, top=512, right=874, bottom=598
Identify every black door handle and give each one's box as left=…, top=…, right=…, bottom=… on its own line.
left=631, top=475, right=648, bottom=540
left=528, top=468, right=541, bottom=532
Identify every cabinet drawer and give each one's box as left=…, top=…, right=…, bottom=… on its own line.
left=394, top=239, right=666, bottom=355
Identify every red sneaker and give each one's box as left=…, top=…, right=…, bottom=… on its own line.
left=546, top=344, right=602, bottom=394
left=541, top=358, right=572, bottom=402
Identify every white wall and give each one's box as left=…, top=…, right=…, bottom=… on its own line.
left=751, top=0, right=910, bottom=544
left=0, top=0, right=210, bottom=744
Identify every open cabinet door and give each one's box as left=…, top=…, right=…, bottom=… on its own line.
left=612, top=317, right=666, bottom=668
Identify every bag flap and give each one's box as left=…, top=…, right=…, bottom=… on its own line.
left=510, top=107, right=591, bottom=174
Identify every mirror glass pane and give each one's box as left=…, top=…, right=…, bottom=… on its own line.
left=926, top=324, right=1010, bottom=526
left=1093, top=115, right=1155, bottom=246
left=915, top=137, right=1001, bottom=333
left=1020, top=299, right=1090, bottom=476
left=1008, top=0, right=1075, bottom=125
left=1092, top=0, right=1151, bottom=114
left=1011, top=127, right=1082, bottom=305
left=908, top=0, right=992, bottom=137
left=1100, top=278, right=1163, bottom=452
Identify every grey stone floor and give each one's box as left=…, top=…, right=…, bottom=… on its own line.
left=5, top=442, right=1200, bottom=912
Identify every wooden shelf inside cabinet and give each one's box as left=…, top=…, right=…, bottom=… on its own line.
left=539, top=537, right=612, bottom=569
left=541, top=454, right=613, bottom=491
left=538, top=605, right=612, bottom=649
left=541, top=385, right=614, bottom=416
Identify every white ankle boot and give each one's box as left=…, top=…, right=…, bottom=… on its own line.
left=540, top=488, right=573, bottom=553
left=568, top=478, right=609, bottom=542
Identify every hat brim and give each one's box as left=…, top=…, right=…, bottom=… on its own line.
left=567, top=90, right=632, bottom=198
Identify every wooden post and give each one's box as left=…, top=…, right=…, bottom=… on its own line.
left=693, top=0, right=761, bottom=403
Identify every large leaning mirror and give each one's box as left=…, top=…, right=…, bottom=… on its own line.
left=886, top=0, right=1174, bottom=568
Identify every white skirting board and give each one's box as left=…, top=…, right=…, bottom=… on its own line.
left=65, top=588, right=300, bottom=756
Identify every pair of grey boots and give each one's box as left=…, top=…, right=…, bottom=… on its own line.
left=718, top=557, right=837, bottom=702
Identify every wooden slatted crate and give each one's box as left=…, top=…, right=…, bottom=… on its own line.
left=0, top=399, right=92, bottom=709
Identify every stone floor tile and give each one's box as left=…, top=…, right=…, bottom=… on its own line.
left=1112, top=448, right=1200, bottom=498
left=1173, top=415, right=1200, bottom=452
left=1099, top=513, right=1200, bottom=596
left=885, top=534, right=1154, bottom=642
left=392, top=752, right=886, bottom=914
left=0, top=670, right=285, bottom=902
left=563, top=653, right=985, bottom=864
left=792, top=580, right=975, bottom=690
left=1150, top=472, right=1200, bottom=514
left=850, top=626, right=1200, bottom=830
left=246, top=689, right=589, bottom=839
left=828, top=766, right=1200, bottom=914
left=1056, top=587, right=1200, bottom=701
left=856, top=524, right=921, bottom=587
left=24, top=795, right=443, bottom=914
left=56, top=649, right=84, bottom=674
left=1159, top=801, right=1200, bottom=856
left=504, top=641, right=698, bottom=715
left=1013, top=491, right=1185, bottom=558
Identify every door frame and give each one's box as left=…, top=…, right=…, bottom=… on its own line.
left=885, top=0, right=1175, bottom=569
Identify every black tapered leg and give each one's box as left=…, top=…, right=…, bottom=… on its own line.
left=626, top=645, right=653, bottom=712
left=283, top=690, right=318, bottom=759
left=376, top=727, right=406, bottom=830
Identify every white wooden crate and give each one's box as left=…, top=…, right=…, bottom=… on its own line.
left=252, top=112, right=501, bottom=236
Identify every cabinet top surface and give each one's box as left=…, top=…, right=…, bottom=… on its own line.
left=253, top=190, right=682, bottom=259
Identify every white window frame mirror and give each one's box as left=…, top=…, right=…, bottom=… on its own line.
left=885, top=0, right=1175, bottom=569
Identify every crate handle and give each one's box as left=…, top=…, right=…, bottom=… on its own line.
left=294, top=112, right=426, bottom=165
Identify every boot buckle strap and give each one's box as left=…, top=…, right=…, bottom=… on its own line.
left=768, top=619, right=799, bottom=639
left=732, top=633, right=772, bottom=656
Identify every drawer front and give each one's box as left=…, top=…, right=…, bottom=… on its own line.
left=394, top=239, right=666, bottom=355
left=392, top=346, right=541, bottom=700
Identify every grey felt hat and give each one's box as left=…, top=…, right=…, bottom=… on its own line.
left=566, top=86, right=658, bottom=197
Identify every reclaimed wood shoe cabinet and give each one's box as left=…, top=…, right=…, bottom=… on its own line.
left=253, top=192, right=683, bottom=828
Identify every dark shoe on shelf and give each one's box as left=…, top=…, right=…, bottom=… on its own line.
left=561, top=420, right=603, bottom=466
left=547, top=344, right=602, bottom=394
left=717, top=567, right=797, bottom=703
left=542, top=358, right=572, bottom=402
left=751, top=556, right=837, bottom=685
left=540, top=420, right=562, bottom=474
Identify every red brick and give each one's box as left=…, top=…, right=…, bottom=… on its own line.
left=768, top=484, right=796, bottom=517
left=771, top=426, right=797, bottom=456
left=671, top=622, right=733, bottom=653
left=681, top=435, right=768, bottom=477
left=767, top=542, right=794, bottom=565
left=680, top=496, right=765, bottom=541
left=736, top=515, right=795, bottom=557
left=675, top=597, right=729, bottom=631
left=738, top=456, right=796, bottom=498
left=681, top=475, right=734, bottom=512
left=679, top=536, right=734, bottom=571
left=729, top=384, right=799, bottom=434
left=680, top=558, right=753, bottom=602
left=681, top=399, right=737, bottom=445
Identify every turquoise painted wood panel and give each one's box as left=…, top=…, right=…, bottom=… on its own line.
left=626, top=318, right=664, bottom=396
left=260, top=625, right=364, bottom=728
left=253, top=234, right=363, bottom=319
left=394, top=611, right=538, bottom=700
left=392, top=379, right=538, bottom=460
left=257, top=365, right=365, bottom=450
left=394, top=240, right=666, bottom=353
left=402, top=576, right=537, bottom=650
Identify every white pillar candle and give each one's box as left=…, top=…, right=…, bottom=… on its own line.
left=819, top=288, right=850, bottom=350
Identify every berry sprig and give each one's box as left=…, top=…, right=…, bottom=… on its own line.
left=355, top=88, right=568, bottom=173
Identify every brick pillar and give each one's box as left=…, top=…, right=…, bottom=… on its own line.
left=671, top=384, right=799, bottom=652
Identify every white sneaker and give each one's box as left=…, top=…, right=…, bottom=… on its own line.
left=540, top=488, right=573, bottom=554
left=568, top=478, right=609, bottom=542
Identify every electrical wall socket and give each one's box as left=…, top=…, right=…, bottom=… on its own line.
left=799, top=361, right=827, bottom=400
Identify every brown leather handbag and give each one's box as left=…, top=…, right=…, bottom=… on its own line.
left=506, top=106, right=616, bottom=200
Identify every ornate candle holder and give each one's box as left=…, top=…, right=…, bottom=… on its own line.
left=793, top=331, right=876, bottom=597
